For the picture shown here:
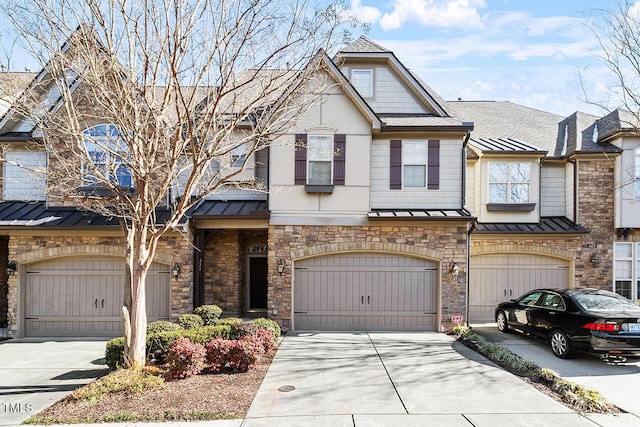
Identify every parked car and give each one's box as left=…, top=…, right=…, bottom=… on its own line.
left=495, top=288, right=640, bottom=359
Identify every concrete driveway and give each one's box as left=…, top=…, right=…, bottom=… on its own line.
left=246, top=332, right=609, bottom=427
left=472, top=324, right=640, bottom=415
left=0, top=338, right=108, bottom=426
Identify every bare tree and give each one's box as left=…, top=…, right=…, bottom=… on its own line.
left=0, top=0, right=352, bottom=368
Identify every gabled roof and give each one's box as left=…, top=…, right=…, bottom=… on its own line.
left=340, top=37, right=390, bottom=53
left=335, top=36, right=448, bottom=118
left=596, top=109, right=639, bottom=142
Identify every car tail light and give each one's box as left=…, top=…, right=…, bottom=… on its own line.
left=583, top=321, right=621, bottom=332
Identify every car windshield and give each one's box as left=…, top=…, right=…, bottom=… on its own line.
left=574, top=293, right=640, bottom=312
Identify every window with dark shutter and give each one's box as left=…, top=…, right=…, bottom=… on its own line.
left=294, top=134, right=307, bottom=185
left=390, top=140, right=402, bottom=189
left=333, top=134, right=346, bottom=185
left=427, top=139, right=440, bottom=190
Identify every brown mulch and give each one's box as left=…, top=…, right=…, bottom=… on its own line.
left=28, top=350, right=274, bottom=424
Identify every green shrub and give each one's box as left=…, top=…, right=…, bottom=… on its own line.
left=147, top=325, right=231, bottom=363
left=147, top=321, right=183, bottom=334
left=106, top=325, right=231, bottom=369
left=193, top=305, right=223, bottom=325
left=177, top=313, right=204, bottom=329
left=105, top=337, right=125, bottom=370
left=251, top=318, right=281, bottom=341
left=71, top=369, right=164, bottom=402
left=217, top=316, right=243, bottom=325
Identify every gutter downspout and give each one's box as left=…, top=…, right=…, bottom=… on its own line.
left=466, top=220, right=476, bottom=327
left=462, top=129, right=473, bottom=326
left=462, top=130, right=471, bottom=207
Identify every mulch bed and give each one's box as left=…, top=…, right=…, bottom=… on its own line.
left=28, top=350, right=275, bottom=424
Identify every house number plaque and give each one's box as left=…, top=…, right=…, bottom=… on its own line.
left=248, top=245, right=268, bottom=254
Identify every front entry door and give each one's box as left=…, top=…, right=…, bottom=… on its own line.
left=248, top=257, right=268, bottom=310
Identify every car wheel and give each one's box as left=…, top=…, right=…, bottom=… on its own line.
left=550, top=329, right=575, bottom=359
left=496, top=311, right=510, bottom=333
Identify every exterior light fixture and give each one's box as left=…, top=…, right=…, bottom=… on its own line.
left=172, top=263, right=181, bottom=278
left=277, top=259, right=285, bottom=275
left=451, top=261, right=460, bottom=279
left=590, top=253, right=600, bottom=267
left=6, top=261, right=16, bottom=278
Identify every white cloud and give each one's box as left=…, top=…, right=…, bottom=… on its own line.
left=377, top=0, right=486, bottom=31
left=348, top=0, right=382, bottom=24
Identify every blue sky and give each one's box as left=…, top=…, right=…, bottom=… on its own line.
left=347, top=0, right=625, bottom=116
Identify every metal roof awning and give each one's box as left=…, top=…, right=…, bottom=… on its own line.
left=0, top=201, right=174, bottom=228
left=474, top=217, right=588, bottom=234
left=368, top=208, right=476, bottom=221
left=189, top=200, right=269, bottom=219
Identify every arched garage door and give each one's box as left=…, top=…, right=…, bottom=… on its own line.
left=25, top=257, right=170, bottom=337
left=294, top=253, right=438, bottom=331
left=469, top=253, right=570, bottom=322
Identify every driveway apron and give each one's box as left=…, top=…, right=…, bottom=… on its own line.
left=247, top=332, right=596, bottom=427
left=0, top=338, right=108, bottom=426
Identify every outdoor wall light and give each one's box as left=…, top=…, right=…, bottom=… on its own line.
left=6, top=261, right=16, bottom=278
left=450, top=261, right=460, bottom=279
left=590, top=253, right=600, bottom=267
left=277, top=259, right=285, bottom=275
left=172, top=263, right=181, bottom=278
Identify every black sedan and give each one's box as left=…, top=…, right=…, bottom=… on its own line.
left=495, top=288, right=640, bottom=359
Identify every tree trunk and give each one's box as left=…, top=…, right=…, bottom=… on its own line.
left=123, top=225, right=152, bottom=369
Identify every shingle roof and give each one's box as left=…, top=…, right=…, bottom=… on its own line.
left=475, top=217, right=588, bottom=234
left=596, top=109, right=639, bottom=142
left=555, top=112, right=620, bottom=156
left=470, top=137, right=545, bottom=154
left=448, top=101, right=562, bottom=151
left=339, top=36, right=390, bottom=53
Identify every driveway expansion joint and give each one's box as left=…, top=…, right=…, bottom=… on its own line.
left=366, top=332, right=409, bottom=415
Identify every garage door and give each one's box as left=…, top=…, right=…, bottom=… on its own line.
left=469, top=253, right=569, bottom=322
left=25, top=258, right=170, bottom=337
left=294, top=253, right=438, bottom=331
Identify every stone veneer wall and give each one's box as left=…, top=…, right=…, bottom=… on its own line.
left=203, top=229, right=268, bottom=317
left=576, top=159, right=615, bottom=288
left=268, top=224, right=469, bottom=332
left=0, top=237, right=8, bottom=328
left=6, top=233, right=193, bottom=337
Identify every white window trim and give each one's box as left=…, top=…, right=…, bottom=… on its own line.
left=402, top=140, right=427, bottom=188
left=82, top=124, right=133, bottom=188
left=488, top=161, right=531, bottom=203
left=351, top=69, right=373, bottom=98
left=306, top=134, right=334, bottom=186
left=634, top=147, right=640, bottom=198
left=613, top=242, right=638, bottom=300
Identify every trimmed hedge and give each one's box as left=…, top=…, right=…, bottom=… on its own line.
left=177, top=313, right=204, bottom=329
left=105, top=324, right=231, bottom=370
left=193, top=305, right=222, bottom=325
left=251, top=318, right=281, bottom=341
left=147, top=321, right=183, bottom=334
left=215, top=317, right=243, bottom=327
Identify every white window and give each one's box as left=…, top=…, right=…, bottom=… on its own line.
left=403, top=141, right=426, bottom=187
left=351, top=69, right=373, bottom=98
left=3, top=151, right=47, bottom=201
left=614, top=242, right=639, bottom=300
left=231, top=144, right=247, bottom=168
left=489, top=162, right=531, bottom=203
left=82, top=124, right=132, bottom=188
left=307, top=135, right=333, bottom=185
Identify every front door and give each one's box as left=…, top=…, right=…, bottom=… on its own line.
left=248, top=256, right=268, bottom=311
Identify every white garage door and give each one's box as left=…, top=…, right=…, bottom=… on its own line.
left=25, top=258, right=170, bottom=337
left=469, top=253, right=569, bottom=322
left=294, top=253, right=438, bottom=331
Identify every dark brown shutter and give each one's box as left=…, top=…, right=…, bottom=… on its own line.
left=390, top=140, right=402, bottom=189
left=294, top=134, right=307, bottom=185
left=427, top=139, right=440, bottom=189
left=333, top=134, right=346, bottom=185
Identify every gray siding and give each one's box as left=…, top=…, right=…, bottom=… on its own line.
left=540, top=165, right=566, bottom=216
left=370, top=138, right=462, bottom=209
left=340, top=64, right=428, bottom=114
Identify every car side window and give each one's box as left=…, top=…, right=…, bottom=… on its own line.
left=541, top=293, right=565, bottom=310
left=518, top=291, right=543, bottom=306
